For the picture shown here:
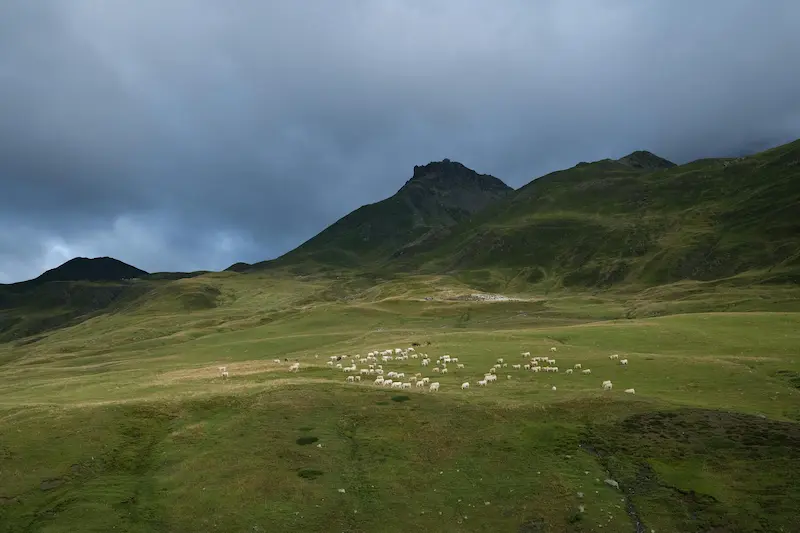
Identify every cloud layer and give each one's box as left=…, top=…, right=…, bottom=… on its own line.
left=2, top=0, right=799, bottom=282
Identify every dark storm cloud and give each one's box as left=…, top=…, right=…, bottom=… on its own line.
left=2, top=0, right=799, bottom=282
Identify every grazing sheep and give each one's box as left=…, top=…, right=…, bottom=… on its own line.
left=602, top=380, right=613, bottom=391
left=551, top=386, right=557, bottom=391
left=433, top=367, right=441, bottom=373
left=355, top=376, right=361, bottom=382
left=620, top=359, right=628, bottom=365
left=457, top=363, right=465, bottom=369
left=421, top=360, right=430, bottom=367
left=374, top=377, right=384, bottom=385
left=289, top=363, right=300, bottom=372
left=346, top=376, right=355, bottom=383
left=624, top=388, right=635, bottom=394
left=441, top=368, right=448, bottom=374
left=429, top=382, right=440, bottom=392
left=326, top=361, right=333, bottom=366
left=402, top=382, right=412, bottom=389
left=512, top=364, right=521, bottom=370
left=574, top=363, right=582, bottom=369
left=461, top=382, right=470, bottom=390
left=521, top=351, right=531, bottom=357
left=550, top=347, right=557, bottom=352
left=565, top=369, right=573, bottom=374
left=391, top=381, right=403, bottom=389
left=416, top=380, right=425, bottom=388
left=218, top=366, right=227, bottom=376
left=581, top=369, right=592, bottom=375
left=422, top=377, right=430, bottom=384
left=273, top=359, right=281, bottom=364
left=531, top=366, right=541, bottom=373
left=221, top=370, right=229, bottom=379
left=548, top=359, right=556, bottom=365
left=383, top=380, right=393, bottom=387
left=478, top=379, right=487, bottom=386
left=523, top=364, right=531, bottom=370
left=609, top=354, right=619, bottom=360
left=497, top=358, right=504, bottom=364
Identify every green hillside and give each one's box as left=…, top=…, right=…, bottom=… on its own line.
left=236, top=159, right=512, bottom=271
left=408, top=140, right=800, bottom=289
left=2, top=141, right=800, bottom=531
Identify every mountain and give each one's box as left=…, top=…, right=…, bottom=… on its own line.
left=238, top=159, right=512, bottom=271
left=0, top=257, right=151, bottom=342
left=4, top=256, right=149, bottom=288
left=408, top=141, right=800, bottom=288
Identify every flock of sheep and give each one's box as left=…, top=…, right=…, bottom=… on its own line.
left=215, top=346, right=637, bottom=395
left=312, top=346, right=637, bottom=395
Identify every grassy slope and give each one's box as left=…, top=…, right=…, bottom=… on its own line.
left=2, top=271, right=800, bottom=532
left=409, top=140, right=800, bottom=289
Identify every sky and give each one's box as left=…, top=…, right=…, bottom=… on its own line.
left=2, top=0, right=800, bottom=283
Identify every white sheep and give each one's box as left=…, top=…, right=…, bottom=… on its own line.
left=512, top=364, right=521, bottom=370
left=461, top=382, right=470, bottom=390
left=415, top=380, right=425, bottom=388
left=550, top=347, right=557, bottom=352
left=374, top=377, right=384, bottom=385
left=289, top=363, right=300, bottom=372
left=441, top=368, right=448, bottom=374
left=422, top=377, right=430, bottom=384
left=433, top=367, right=440, bottom=373
left=402, top=382, right=412, bottom=389
left=574, top=363, right=582, bottom=369
left=497, top=358, right=504, bottom=364
left=456, top=363, right=465, bottom=369
left=478, top=379, right=487, bottom=386
left=551, top=386, right=557, bottom=391
left=521, top=351, right=531, bottom=357
left=273, top=359, right=281, bottom=364
left=429, top=382, right=440, bottom=392
left=565, top=369, right=573, bottom=374
left=218, top=366, right=227, bottom=375
left=620, top=359, right=628, bottom=366
left=624, top=388, right=635, bottom=394
left=355, top=375, right=361, bottom=382
left=609, top=354, right=619, bottom=360
left=346, top=376, right=355, bottom=383
left=581, top=369, right=592, bottom=375
left=221, top=370, right=229, bottom=379
left=602, top=380, right=613, bottom=391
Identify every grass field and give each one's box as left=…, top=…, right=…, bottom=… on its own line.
left=2, top=271, right=800, bottom=532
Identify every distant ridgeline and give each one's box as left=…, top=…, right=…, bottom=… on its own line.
left=231, top=139, right=800, bottom=288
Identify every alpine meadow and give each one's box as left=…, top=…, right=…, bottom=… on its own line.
left=1, top=137, right=799, bottom=533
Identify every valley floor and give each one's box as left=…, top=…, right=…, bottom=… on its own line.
left=1, top=272, right=799, bottom=532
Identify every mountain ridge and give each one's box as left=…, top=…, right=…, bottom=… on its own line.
left=237, top=159, right=513, bottom=271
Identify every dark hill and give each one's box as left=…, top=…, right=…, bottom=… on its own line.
left=27, top=257, right=148, bottom=285
left=244, top=159, right=512, bottom=270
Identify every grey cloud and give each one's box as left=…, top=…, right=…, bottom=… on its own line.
left=1, top=0, right=799, bottom=282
